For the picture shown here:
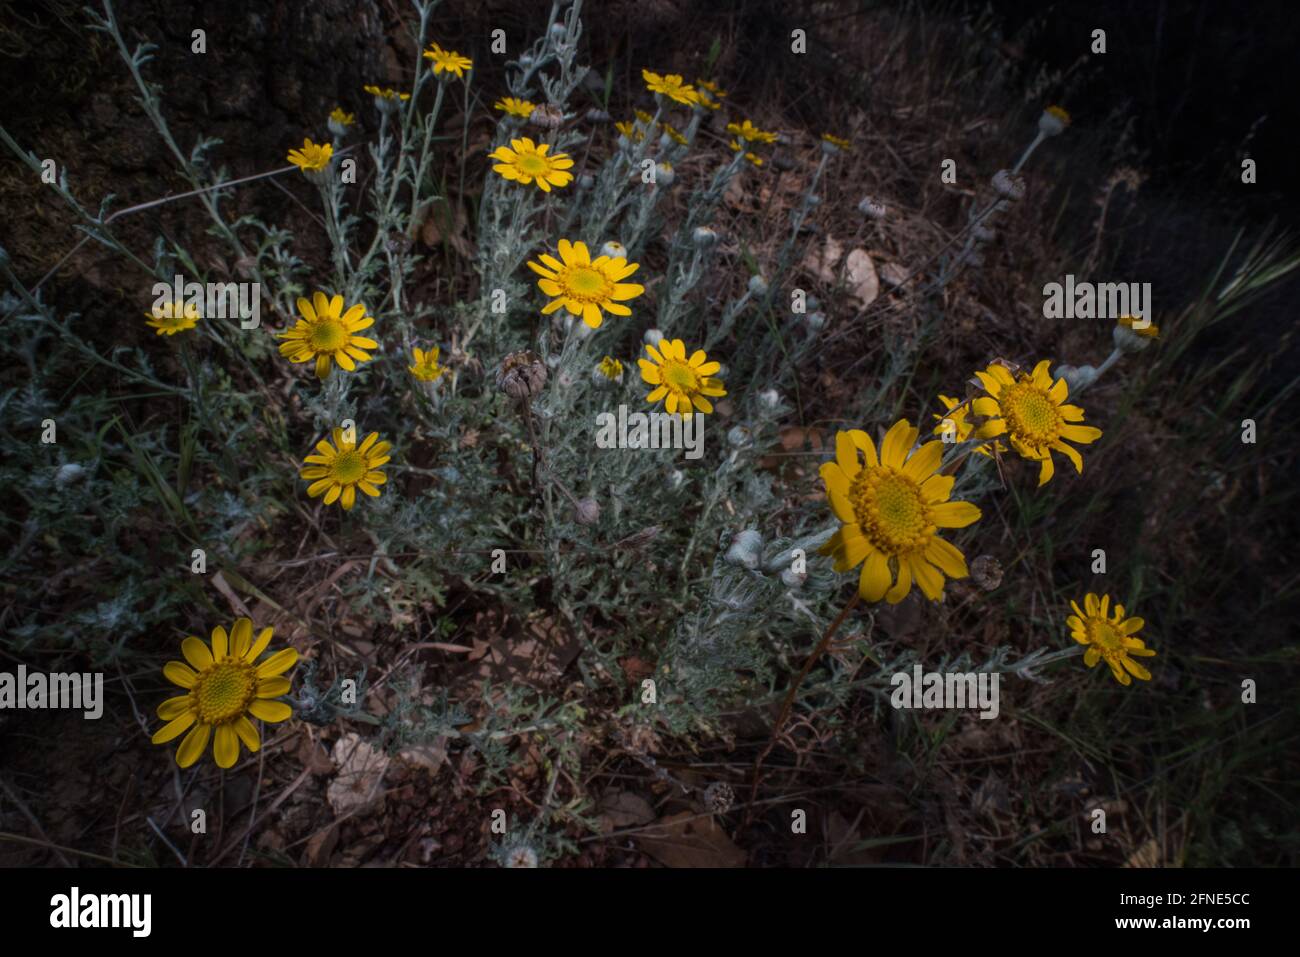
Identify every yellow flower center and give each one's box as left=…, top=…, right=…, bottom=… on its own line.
left=1086, top=618, right=1125, bottom=657
left=193, top=660, right=256, bottom=724
left=330, top=450, right=366, bottom=484
left=850, top=467, right=934, bottom=554
left=516, top=151, right=549, bottom=176
left=563, top=266, right=611, bottom=302
left=1003, top=380, right=1062, bottom=446
left=310, top=319, right=346, bottom=352
left=662, top=360, right=700, bottom=394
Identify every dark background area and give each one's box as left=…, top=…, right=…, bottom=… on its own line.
left=3, top=0, right=1295, bottom=345
left=988, top=0, right=1298, bottom=219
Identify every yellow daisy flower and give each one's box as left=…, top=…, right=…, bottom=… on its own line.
left=301, top=428, right=391, bottom=510
left=494, top=96, right=535, bottom=119
left=641, top=69, right=698, bottom=105
left=526, top=239, right=645, bottom=329
left=726, top=119, right=777, bottom=145
left=821, top=133, right=852, bottom=151
left=488, top=137, right=575, bottom=192
left=639, top=339, right=725, bottom=416
left=363, top=84, right=411, bottom=102
left=817, top=420, right=982, bottom=604
left=409, top=345, right=446, bottom=382
left=971, top=360, right=1103, bottom=485
left=634, top=109, right=656, bottom=126
left=151, top=618, right=298, bottom=769
left=695, top=79, right=726, bottom=109
left=144, top=299, right=201, bottom=336
left=728, top=141, right=765, bottom=166
left=278, top=292, right=379, bottom=380
left=328, top=107, right=355, bottom=128
left=662, top=123, right=688, bottom=146
left=1117, top=314, right=1159, bottom=339
left=1045, top=105, right=1071, bottom=126
left=615, top=120, right=645, bottom=142
left=287, top=138, right=333, bottom=173
left=423, top=42, right=472, bottom=78
left=1068, top=593, right=1156, bottom=686
left=931, top=395, right=1005, bottom=456
left=598, top=355, right=624, bottom=381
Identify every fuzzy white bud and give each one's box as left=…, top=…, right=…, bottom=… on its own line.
left=991, top=169, right=1026, bottom=201
left=724, top=529, right=764, bottom=569
left=1055, top=363, right=1099, bottom=393
left=54, top=463, right=86, bottom=487
left=857, top=197, right=887, bottom=220
left=727, top=425, right=754, bottom=449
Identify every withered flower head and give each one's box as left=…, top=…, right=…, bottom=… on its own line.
left=497, top=350, right=548, bottom=400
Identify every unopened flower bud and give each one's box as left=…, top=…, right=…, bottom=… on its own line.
left=724, top=529, right=764, bottom=569
left=593, top=355, right=623, bottom=385
left=747, top=274, right=769, bottom=297
left=1113, top=315, right=1159, bottom=353
left=727, top=426, right=754, bottom=449
left=780, top=566, right=807, bottom=589
left=857, top=197, right=887, bottom=219
left=578, top=173, right=594, bottom=190
left=529, top=104, right=564, bottom=130
left=991, top=169, right=1026, bottom=201
left=1038, top=105, right=1070, bottom=138
left=1055, top=363, right=1098, bottom=394
left=504, top=843, right=539, bottom=868
left=655, top=162, right=675, bottom=186
left=643, top=328, right=664, bottom=347
left=970, top=555, right=1003, bottom=591
left=693, top=226, right=718, bottom=249
left=54, top=463, right=86, bottom=487
left=601, top=240, right=627, bottom=260
left=573, top=497, right=600, bottom=525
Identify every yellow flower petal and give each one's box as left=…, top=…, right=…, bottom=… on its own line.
left=256, top=647, right=300, bottom=678
left=175, top=723, right=212, bottom=768
left=214, top=724, right=240, bottom=769
left=151, top=711, right=196, bottom=744
left=859, top=549, right=891, bottom=602
left=234, top=716, right=262, bottom=753
left=182, top=636, right=214, bottom=671
left=249, top=699, right=293, bottom=723
left=163, top=661, right=198, bottom=689
left=210, top=625, right=228, bottom=660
